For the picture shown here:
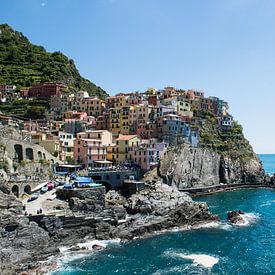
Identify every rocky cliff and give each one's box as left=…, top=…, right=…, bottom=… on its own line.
left=159, top=145, right=264, bottom=188
left=159, top=119, right=265, bottom=188
left=0, top=190, right=56, bottom=274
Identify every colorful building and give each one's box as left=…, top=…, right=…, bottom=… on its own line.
left=28, top=83, right=67, bottom=98
left=110, top=134, right=140, bottom=164
left=58, top=131, right=75, bottom=162
left=74, top=130, right=113, bottom=167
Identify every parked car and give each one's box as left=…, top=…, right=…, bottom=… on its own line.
left=47, top=182, right=55, bottom=190
left=40, top=186, right=48, bottom=193
left=27, top=195, right=38, bottom=202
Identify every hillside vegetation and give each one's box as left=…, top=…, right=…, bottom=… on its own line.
left=197, top=111, right=255, bottom=160
left=0, top=24, right=107, bottom=98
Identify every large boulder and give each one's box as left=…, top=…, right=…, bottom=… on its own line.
left=227, top=210, right=245, bottom=224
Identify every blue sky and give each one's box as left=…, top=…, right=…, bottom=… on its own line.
left=1, top=0, right=275, bottom=153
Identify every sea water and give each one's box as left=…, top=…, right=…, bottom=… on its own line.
left=258, top=154, right=275, bottom=175
left=53, top=156, right=275, bottom=275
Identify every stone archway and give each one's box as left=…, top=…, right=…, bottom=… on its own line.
left=12, top=185, right=19, bottom=198
left=24, top=185, right=31, bottom=195
left=26, top=148, right=34, bottom=161
left=43, top=153, right=46, bottom=159
left=14, top=144, right=23, bottom=162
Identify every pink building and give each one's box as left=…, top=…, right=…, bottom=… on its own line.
left=23, top=121, right=40, bottom=132
left=74, top=130, right=112, bottom=167
left=129, top=139, right=168, bottom=170
left=96, top=113, right=109, bottom=130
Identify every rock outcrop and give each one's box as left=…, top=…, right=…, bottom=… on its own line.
left=0, top=179, right=219, bottom=273
left=0, top=190, right=54, bottom=275
left=160, top=147, right=221, bottom=188
left=115, top=182, right=218, bottom=239
left=159, top=145, right=265, bottom=189
left=227, top=210, right=245, bottom=224
left=219, top=155, right=265, bottom=184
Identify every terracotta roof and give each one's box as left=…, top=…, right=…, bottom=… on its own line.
left=116, top=134, right=138, bottom=141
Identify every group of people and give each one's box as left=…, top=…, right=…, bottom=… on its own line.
left=22, top=205, right=43, bottom=216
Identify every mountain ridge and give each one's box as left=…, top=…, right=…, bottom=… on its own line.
left=0, top=23, right=108, bottom=98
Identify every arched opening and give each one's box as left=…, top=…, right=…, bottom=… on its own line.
left=26, top=148, right=34, bottom=160
left=14, top=144, right=23, bottom=162
left=38, top=151, right=42, bottom=159
left=51, top=159, right=54, bottom=164
left=43, top=153, right=46, bottom=159
left=11, top=185, right=19, bottom=198
left=24, top=185, right=31, bottom=195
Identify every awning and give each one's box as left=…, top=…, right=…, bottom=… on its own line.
left=94, top=160, right=113, bottom=164
left=75, top=177, right=92, bottom=183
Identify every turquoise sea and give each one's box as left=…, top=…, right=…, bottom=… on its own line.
left=258, top=154, right=275, bottom=175
left=54, top=155, right=275, bottom=275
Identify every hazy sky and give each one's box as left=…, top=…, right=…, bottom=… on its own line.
left=1, top=0, right=275, bottom=153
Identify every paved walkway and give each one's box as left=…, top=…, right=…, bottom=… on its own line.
left=179, top=183, right=271, bottom=196
left=22, top=189, right=56, bottom=215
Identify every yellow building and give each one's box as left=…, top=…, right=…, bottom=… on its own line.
left=177, top=99, right=193, bottom=117
left=109, top=108, right=121, bottom=136
left=111, top=135, right=140, bottom=163
left=129, top=104, right=151, bottom=126
left=114, top=95, right=127, bottom=108
left=81, top=97, right=105, bottom=117
left=120, top=107, right=130, bottom=135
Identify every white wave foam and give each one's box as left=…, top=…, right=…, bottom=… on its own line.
left=164, top=251, right=219, bottom=268
left=59, top=238, right=121, bottom=254
left=260, top=200, right=275, bottom=207
left=167, top=252, right=219, bottom=268
left=235, top=213, right=260, bottom=227
left=193, top=221, right=233, bottom=231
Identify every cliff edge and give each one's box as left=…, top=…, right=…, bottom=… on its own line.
left=159, top=117, right=265, bottom=188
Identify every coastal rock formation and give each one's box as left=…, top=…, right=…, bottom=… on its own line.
left=0, top=179, right=219, bottom=273
left=115, top=182, right=218, bottom=239
left=160, top=146, right=221, bottom=188
left=219, top=155, right=264, bottom=184
left=159, top=145, right=265, bottom=188
left=227, top=210, right=245, bottom=224
left=0, top=190, right=54, bottom=275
